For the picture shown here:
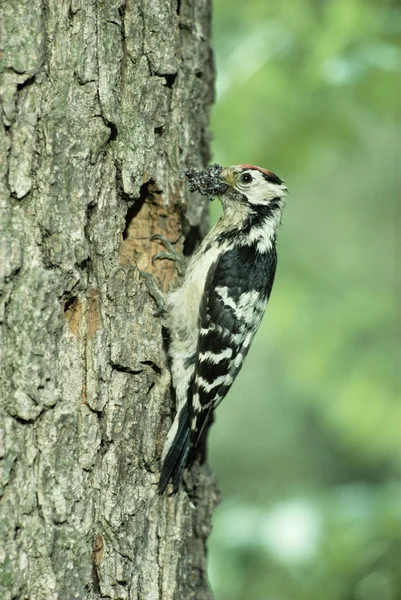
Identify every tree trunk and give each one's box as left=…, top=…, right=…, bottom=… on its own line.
left=0, top=1, right=218, bottom=598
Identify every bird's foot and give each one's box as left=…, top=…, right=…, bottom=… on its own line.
left=151, top=234, right=186, bottom=276
left=138, top=269, right=165, bottom=317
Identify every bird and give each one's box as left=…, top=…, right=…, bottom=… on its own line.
left=155, top=163, right=287, bottom=492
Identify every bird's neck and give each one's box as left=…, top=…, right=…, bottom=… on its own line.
left=210, top=203, right=281, bottom=254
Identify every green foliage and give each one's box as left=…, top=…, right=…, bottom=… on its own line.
left=208, top=0, right=400, bottom=597
left=210, top=485, right=401, bottom=600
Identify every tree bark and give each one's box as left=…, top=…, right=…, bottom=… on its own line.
left=0, top=1, right=218, bottom=598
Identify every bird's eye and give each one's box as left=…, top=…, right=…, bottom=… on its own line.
left=240, top=173, right=253, bottom=184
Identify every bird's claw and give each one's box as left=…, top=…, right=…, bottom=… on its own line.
left=138, top=269, right=165, bottom=317
left=151, top=234, right=177, bottom=256
left=151, top=234, right=186, bottom=276
left=152, top=251, right=177, bottom=266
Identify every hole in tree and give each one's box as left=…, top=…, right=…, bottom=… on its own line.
left=64, top=296, right=79, bottom=313
left=106, top=121, right=118, bottom=141
left=122, top=180, right=155, bottom=240
left=164, top=73, right=177, bottom=88
left=17, top=75, right=36, bottom=91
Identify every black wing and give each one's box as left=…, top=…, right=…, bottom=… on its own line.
left=191, top=245, right=277, bottom=442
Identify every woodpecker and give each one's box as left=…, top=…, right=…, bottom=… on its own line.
left=158, top=163, right=287, bottom=492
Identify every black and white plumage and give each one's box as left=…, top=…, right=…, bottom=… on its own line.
left=159, top=164, right=287, bottom=492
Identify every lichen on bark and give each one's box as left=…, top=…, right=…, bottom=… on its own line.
left=0, top=1, right=218, bottom=598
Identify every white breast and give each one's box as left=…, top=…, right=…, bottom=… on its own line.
left=166, top=243, right=221, bottom=349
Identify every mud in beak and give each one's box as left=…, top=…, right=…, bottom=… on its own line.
left=184, top=163, right=230, bottom=199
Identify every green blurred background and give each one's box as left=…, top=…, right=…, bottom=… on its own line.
left=207, top=0, right=400, bottom=598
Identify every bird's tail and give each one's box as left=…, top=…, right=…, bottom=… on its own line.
left=158, top=404, right=191, bottom=493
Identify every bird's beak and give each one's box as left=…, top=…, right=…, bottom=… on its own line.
left=219, top=167, right=235, bottom=187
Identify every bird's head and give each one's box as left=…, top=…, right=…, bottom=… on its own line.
left=219, top=164, right=287, bottom=208
left=185, top=163, right=286, bottom=214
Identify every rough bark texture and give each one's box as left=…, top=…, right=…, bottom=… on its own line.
left=0, top=1, right=218, bottom=598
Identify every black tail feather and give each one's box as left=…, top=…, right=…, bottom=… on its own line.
left=158, top=405, right=191, bottom=493
left=171, top=434, right=190, bottom=492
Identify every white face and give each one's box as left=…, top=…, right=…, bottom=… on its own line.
left=220, top=166, right=287, bottom=206
left=235, top=169, right=286, bottom=205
